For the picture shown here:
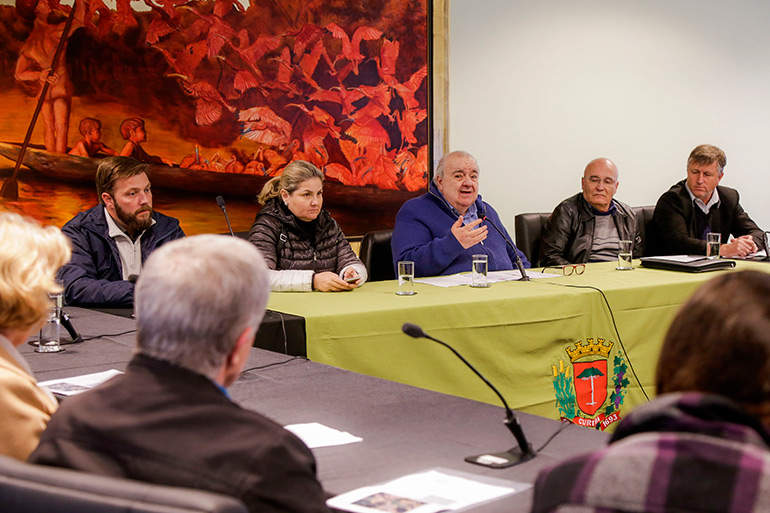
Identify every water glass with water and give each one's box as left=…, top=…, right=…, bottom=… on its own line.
left=396, top=261, right=416, bottom=296
left=617, top=240, right=633, bottom=270
left=471, top=254, right=490, bottom=287
left=706, top=232, right=721, bottom=259
left=37, top=287, right=63, bottom=353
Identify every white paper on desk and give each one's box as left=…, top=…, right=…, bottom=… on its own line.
left=644, top=255, right=707, bottom=263
left=749, top=249, right=767, bottom=258
left=284, top=422, right=362, bottom=448
left=327, top=468, right=526, bottom=513
left=38, top=369, right=123, bottom=396
left=415, top=270, right=558, bottom=288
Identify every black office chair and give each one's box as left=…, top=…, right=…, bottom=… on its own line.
left=359, top=229, right=395, bottom=281
left=632, top=205, right=656, bottom=256
left=514, top=213, right=551, bottom=267
left=0, top=455, right=247, bottom=513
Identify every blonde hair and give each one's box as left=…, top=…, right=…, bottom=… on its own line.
left=257, top=160, right=324, bottom=205
left=0, top=213, right=71, bottom=330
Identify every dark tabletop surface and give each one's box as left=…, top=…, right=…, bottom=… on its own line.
left=24, top=307, right=610, bottom=512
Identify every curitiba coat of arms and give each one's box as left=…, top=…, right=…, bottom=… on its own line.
left=551, top=337, right=629, bottom=431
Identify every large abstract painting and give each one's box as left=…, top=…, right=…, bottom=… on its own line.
left=0, top=0, right=429, bottom=235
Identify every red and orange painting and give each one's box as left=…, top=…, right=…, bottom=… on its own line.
left=0, top=0, right=429, bottom=235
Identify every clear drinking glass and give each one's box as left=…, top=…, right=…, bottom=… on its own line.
left=396, top=261, right=416, bottom=296
left=471, top=254, right=490, bottom=287
left=616, top=240, right=633, bottom=270
left=37, top=286, right=63, bottom=353
left=706, top=232, right=721, bottom=259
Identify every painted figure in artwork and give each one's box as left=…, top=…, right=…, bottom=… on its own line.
left=68, top=118, right=118, bottom=158
left=14, top=0, right=83, bottom=154
left=119, top=117, right=174, bottom=166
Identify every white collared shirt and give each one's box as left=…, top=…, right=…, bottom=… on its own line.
left=104, top=207, right=155, bottom=280
left=685, top=183, right=720, bottom=214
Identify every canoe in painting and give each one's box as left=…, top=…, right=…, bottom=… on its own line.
left=0, top=142, right=421, bottom=210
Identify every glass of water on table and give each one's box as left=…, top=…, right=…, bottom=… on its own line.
left=37, top=283, right=64, bottom=353
left=706, top=232, right=721, bottom=259
left=616, top=240, right=633, bottom=270
left=396, top=261, right=416, bottom=296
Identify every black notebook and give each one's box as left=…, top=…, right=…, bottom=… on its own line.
left=639, top=256, right=736, bottom=273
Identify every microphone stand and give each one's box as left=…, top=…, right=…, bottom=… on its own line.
left=402, top=323, right=536, bottom=468
left=216, top=195, right=235, bottom=237
left=481, top=215, right=530, bottom=281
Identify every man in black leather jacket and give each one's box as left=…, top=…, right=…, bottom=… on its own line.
left=540, top=158, right=642, bottom=267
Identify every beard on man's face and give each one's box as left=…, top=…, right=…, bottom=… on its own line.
left=114, top=201, right=153, bottom=233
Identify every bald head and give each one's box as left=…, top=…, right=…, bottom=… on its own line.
left=581, top=158, right=619, bottom=212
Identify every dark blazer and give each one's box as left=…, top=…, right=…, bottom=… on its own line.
left=29, top=354, right=329, bottom=513
left=540, top=193, right=642, bottom=267
left=59, top=205, right=184, bottom=307
left=652, top=180, right=762, bottom=255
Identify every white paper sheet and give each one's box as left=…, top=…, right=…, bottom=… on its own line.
left=415, top=270, right=559, bottom=288
left=643, top=255, right=707, bottom=263
left=38, top=369, right=123, bottom=396
left=327, top=468, right=526, bottom=513
left=284, top=422, right=362, bottom=449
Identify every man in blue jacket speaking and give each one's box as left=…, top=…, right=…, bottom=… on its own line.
left=59, top=156, right=185, bottom=307
left=391, top=150, right=529, bottom=277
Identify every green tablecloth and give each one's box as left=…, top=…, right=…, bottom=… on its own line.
left=267, top=260, right=769, bottom=429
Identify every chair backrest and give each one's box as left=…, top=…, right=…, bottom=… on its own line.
left=514, top=213, right=551, bottom=267
left=0, top=455, right=248, bottom=513
left=632, top=205, right=656, bottom=256
left=359, top=229, right=395, bottom=281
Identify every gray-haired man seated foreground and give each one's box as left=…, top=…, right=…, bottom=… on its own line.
left=30, top=235, right=329, bottom=513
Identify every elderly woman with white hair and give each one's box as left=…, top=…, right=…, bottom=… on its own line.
left=0, top=212, right=70, bottom=460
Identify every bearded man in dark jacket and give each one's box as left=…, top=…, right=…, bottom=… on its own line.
left=59, top=156, right=184, bottom=307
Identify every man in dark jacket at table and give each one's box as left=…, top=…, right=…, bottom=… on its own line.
left=30, top=235, right=330, bottom=513
left=651, top=144, right=763, bottom=257
left=540, top=157, right=642, bottom=267
left=59, top=156, right=184, bottom=307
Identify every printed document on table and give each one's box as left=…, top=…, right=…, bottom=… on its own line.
left=284, top=422, right=362, bottom=448
left=643, top=255, right=707, bottom=263
left=415, top=270, right=558, bottom=288
left=39, top=369, right=123, bottom=396
left=327, top=468, right=528, bottom=513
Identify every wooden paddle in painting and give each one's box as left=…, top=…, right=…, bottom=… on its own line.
left=1, top=2, right=77, bottom=200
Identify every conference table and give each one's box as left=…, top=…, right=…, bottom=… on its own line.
left=24, top=308, right=609, bottom=512
left=266, top=259, right=770, bottom=426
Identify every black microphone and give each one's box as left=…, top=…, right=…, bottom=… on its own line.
left=216, top=195, right=235, bottom=237
left=402, top=323, right=536, bottom=468
left=480, top=215, right=530, bottom=281
left=60, top=310, right=83, bottom=344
